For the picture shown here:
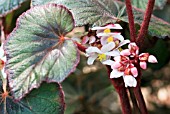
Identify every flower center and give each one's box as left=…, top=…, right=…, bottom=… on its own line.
left=98, top=54, right=106, bottom=61
left=107, top=36, right=114, bottom=43
left=104, top=28, right=111, bottom=33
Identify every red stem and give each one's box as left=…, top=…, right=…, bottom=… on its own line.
left=125, top=0, right=136, bottom=42
left=134, top=85, right=148, bottom=114
left=137, top=0, right=155, bottom=48
left=107, top=66, right=132, bottom=114
left=75, top=42, right=86, bottom=52
left=133, top=65, right=148, bottom=114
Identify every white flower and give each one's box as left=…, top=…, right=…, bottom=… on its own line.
left=91, top=24, right=123, bottom=31
left=86, top=42, right=120, bottom=65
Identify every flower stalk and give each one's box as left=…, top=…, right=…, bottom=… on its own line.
left=137, top=0, right=156, bottom=49
left=125, top=0, right=137, bottom=42
left=107, top=66, right=132, bottom=114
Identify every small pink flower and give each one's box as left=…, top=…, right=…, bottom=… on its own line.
left=109, top=42, right=158, bottom=87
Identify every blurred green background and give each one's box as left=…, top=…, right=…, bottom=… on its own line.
left=2, top=0, right=170, bottom=114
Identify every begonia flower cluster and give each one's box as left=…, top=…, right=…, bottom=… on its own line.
left=83, top=24, right=157, bottom=87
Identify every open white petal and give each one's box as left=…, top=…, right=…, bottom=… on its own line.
left=114, top=56, right=121, bottom=61
left=102, top=60, right=114, bottom=65
left=1, top=56, right=7, bottom=62
left=86, top=46, right=102, bottom=54
left=89, top=36, right=96, bottom=44
left=114, top=34, right=124, bottom=42
left=105, top=49, right=120, bottom=56
left=123, top=75, right=137, bottom=87
left=1, top=68, right=7, bottom=79
left=97, top=32, right=121, bottom=37
left=87, top=54, right=98, bottom=65
left=100, top=36, right=108, bottom=45
left=110, top=69, right=124, bottom=78
left=91, top=24, right=122, bottom=30
left=0, top=46, right=4, bottom=58
left=117, top=40, right=130, bottom=48
left=101, top=42, right=115, bottom=53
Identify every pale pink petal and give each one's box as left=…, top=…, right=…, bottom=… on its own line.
left=113, top=34, right=124, bottom=42
left=120, top=49, right=130, bottom=56
left=105, top=49, right=120, bottom=56
left=1, top=68, right=7, bottom=79
left=100, top=36, right=108, bottom=45
left=114, top=56, right=121, bottom=61
left=89, top=36, right=96, bottom=44
left=86, top=46, right=102, bottom=54
left=148, top=55, right=158, bottom=63
left=117, top=40, right=130, bottom=48
left=87, top=54, right=98, bottom=65
left=140, top=61, right=147, bottom=69
left=102, top=60, right=114, bottom=66
left=110, top=69, right=124, bottom=78
left=81, top=36, right=89, bottom=44
left=123, top=75, right=137, bottom=87
left=101, top=42, right=115, bottom=53
left=91, top=26, right=104, bottom=30
left=0, top=43, right=4, bottom=58
left=91, top=24, right=122, bottom=30
left=105, top=24, right=123, bottom=29
left=128, top=42, right=137, bottom=49
left=1, top=56, right=6, bottom=62
left=131, top=67, right=138, bottom=77
left=111, top=61, right=121, bottom=69
left=97, top=32, right=121, bottom=37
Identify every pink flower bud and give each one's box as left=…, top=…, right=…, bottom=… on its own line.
left=140, top=61, right=147, bottom=69
left=120, top=49, right=130, bottom=56
left=148, top=55, right=158, bottom=63
left=112, top=61, right=121, bottom=69
left=131, top=67, right=138, bottom=77
left=139, top=53, right=149, bottom=61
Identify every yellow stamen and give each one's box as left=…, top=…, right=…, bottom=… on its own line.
left=107, top=36, right=114, bottom=43
left=119, top=48, right=123, bottom=51
left=98, top=54, right=106, bottom=61
left=104, top=28, right=111, bottom=33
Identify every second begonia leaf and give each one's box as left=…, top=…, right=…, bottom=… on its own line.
left=31, top=0, right=170, bottom=39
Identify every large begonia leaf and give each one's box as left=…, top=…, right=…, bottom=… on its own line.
left=5, top=4, right=79, bottom=100
left=122, top=0, right=167, bottom=10
left=0, top=0, right=27, bottom=17
left=0, top=81, right=65, bottom=114
left=31, top=0, right=170, bottom=39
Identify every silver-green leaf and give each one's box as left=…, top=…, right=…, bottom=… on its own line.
left=5, top=4, right=79, bottom=100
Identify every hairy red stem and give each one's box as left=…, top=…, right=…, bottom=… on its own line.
left=129, top=88, right=140, bottom=114
left=107, top=66, right=132, bottom=114
left=134, top=85, right=148, bottom=114
left=133, top=64, right=148, bottom=114
left=125, top=0, right=136, bottom=42
left=137, top=0, right=155, bottom=48
left=75, top=42, right=86, bottom=52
